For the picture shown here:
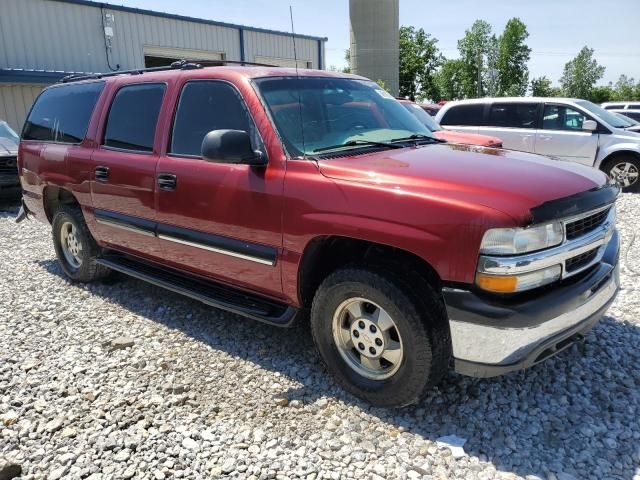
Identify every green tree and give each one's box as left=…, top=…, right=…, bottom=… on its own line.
left=435, top=59, right=466, bottom=101
left=375, top=79, right=390, bottom=92
left=559, top=47, right=605, bottom=99
left=590, top=85, right=615, bottom=103
left=496, top=18, right=531, bottom=96
left=530, top=76, right=562, bottom=97
left=457, top=20, right=495, bottom=97
left=342, top=49, right=351, bottom=74
left=399, top=26, right=443, bottom=101
left=613, top=74, right=636, bottom=100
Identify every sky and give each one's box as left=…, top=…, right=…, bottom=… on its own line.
left=115, top=0, right=640, bottom=85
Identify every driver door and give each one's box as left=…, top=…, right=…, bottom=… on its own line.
left=535, top=103, right=599, bottom=165
left=154, top=79, right=285, bottom=299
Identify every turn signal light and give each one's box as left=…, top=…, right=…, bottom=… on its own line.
left=475, top=273, right=518, bottom=293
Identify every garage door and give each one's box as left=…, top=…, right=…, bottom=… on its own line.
left=143, top=46, right=225, bottom=67
left=255, top=56, right=312, bottom=69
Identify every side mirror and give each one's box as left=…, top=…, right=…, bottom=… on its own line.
left=201, top=129, right=267, bottom=166
left=583, top=119, right=598, bottom=132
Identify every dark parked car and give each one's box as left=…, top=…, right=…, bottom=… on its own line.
left=0, top=120, right=20, bottom=199
left=18, top=64, right=620, bottom=407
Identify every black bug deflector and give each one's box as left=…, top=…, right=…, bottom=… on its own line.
left=529, top=183, right=620, bottom=224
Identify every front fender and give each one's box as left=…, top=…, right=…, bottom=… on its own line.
left=595, top=142, right=640, bottom=169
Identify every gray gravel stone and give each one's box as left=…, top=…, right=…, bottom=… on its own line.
left=1, top=193, right=640, bottom=479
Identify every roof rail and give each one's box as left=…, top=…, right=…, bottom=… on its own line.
left=59, top=59, right=279, bottom=83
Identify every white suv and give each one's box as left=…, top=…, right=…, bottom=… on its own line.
left=435, top=97, right=640, bottom=192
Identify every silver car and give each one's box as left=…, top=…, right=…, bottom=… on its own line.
left=435, top=97, right=640, bottom=192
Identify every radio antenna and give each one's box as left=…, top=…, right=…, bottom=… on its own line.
left=289, top=6, right=307, bottom=158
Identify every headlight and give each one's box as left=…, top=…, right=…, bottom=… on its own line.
left=480, top=222, right=563, bottom=255
left=476, top=265, right=562, bottom=293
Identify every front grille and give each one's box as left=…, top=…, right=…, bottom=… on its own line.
left=565, top=248, right=599, bottom=273
left=0, top=156, right=18, bottom=174
left=565, top=208, right=610, bottom=240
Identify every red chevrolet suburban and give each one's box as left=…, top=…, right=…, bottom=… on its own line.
left=17, top=63, right=620, bottom=407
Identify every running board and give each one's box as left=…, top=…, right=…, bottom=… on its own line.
left=96, top=254, right=298, bottom=327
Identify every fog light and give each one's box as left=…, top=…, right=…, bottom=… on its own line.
left=476, top=265, right=562, bottom=293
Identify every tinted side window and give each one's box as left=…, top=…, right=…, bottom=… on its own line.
left=624, top=111, right=640, bottom=122
left=104, top=83, right=166, bottom=152
left=487, top=103, right=538, bottom=129
left=603, top=104, right=623, bottom=110
left=22, top=82, right=104, bottom=143
left=629, top=104, right=640, bottom=110
left=440, top=104, right=484, bottom=126
left=171, top=81, right=260, bottom=157
left=543, top=105, right=587, bottom=131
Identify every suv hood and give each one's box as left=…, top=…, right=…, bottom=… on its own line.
left=318, top=143, right=607, bottom=224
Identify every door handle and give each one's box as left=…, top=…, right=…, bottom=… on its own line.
left=158, top=173, right=177, bottom=191
left=539, top=134, right=553, bottom=140
left=95, top=166, right=110, bottom=182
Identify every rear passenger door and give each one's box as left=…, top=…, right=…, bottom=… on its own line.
left=478, top=102, right=539, bottom=153
left=535, top=104, right=599, bottom=165
left=90, top=82, right=166, bottom=259
left=154, top=79, right=284, bottom=298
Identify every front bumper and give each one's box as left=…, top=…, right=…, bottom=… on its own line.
left=443, top=229, right=620, bottom=378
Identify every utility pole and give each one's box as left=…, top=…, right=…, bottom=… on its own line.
left=476, top=49, right=482, bottom=98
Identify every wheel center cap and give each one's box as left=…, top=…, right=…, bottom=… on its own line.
left=350, top=317, right=385, bottom=358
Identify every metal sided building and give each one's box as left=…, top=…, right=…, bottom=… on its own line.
left=0, top=0, right=327, bottom=131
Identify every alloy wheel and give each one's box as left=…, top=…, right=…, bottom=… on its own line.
left=60, top=221, right=83, bottom=268
left=610, top=161, right=639, bottom=188
left=332, top=297, right=404, bottom=380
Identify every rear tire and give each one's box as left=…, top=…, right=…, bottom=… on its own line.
left=52, top=205, right=110, bottom=282
left=310, top=265, right=450, bottom=407
left=602, top=155, right=640, bottom=193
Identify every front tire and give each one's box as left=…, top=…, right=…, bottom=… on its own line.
left=310, top=266, right=450, bottom=407
left=52, top=205, right=110, bottom=282
left=602, top=155, right=640, bottom=193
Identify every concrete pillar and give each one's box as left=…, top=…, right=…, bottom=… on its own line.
left=349, top=0, right=399, bottom=96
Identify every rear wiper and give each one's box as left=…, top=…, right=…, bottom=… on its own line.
left=390, top=134, right=446, bottom=143
left=313, top=139, right=403, bottom=153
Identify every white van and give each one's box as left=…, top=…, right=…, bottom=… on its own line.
left=435, top=97, right=640, bottom=192
left=602, top=101, right=640, bottom=111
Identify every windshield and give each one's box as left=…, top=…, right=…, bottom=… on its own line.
left=576, top=100, right=634, bottom=129
left=400, top=102, right=442, bottom=131
left=255, top=77, right=433, bottom=156
left=0, top=121, right=19, bottom=146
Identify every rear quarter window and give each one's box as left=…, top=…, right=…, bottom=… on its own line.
left=22, top=82, right=105, bottom=143
left=440, top=104, right=485, bottom=126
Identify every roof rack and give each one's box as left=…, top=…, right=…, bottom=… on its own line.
left=59, top=59, right=279, bottom=83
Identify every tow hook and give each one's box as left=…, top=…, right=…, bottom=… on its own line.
left=15, top=198, right=31, bottom=224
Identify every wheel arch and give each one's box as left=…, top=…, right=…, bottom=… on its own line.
left=596, top=148, right=640, bottom=171
left=297, top=235, right=443, bottom=309
left=43, top=185, right=80, bottom=223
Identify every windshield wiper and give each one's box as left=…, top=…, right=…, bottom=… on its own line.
left=390, top=134, right=446, bottom=144
left=313, top=139, right=403, bottom=153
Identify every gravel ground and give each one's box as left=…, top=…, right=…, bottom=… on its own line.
left=0, top=194, right=639, bottom=480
